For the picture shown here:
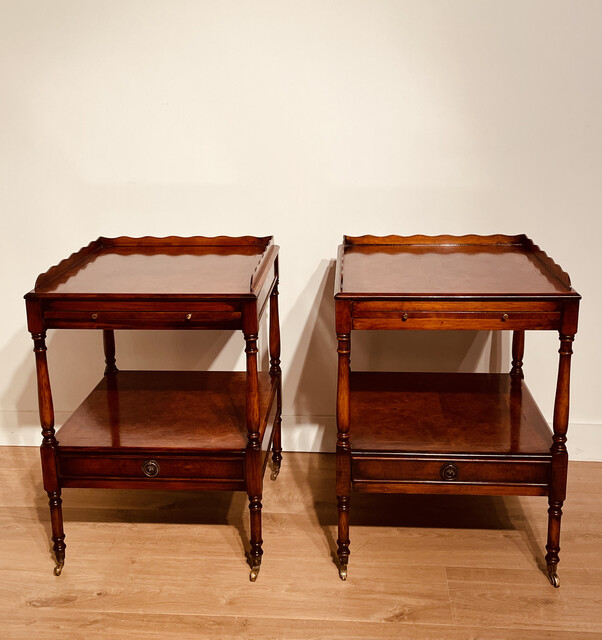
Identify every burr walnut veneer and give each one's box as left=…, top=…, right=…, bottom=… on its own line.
left=334, top=234, right=580, bottom=587
left=25, top=236, right=282, bottom=581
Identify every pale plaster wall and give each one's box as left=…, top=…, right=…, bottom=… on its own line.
left=1, top=1, right=601, bottom=459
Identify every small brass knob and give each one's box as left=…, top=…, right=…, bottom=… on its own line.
left=501, top=313, right=509, bottom=322
left=142, top=460, right=160, bottom=478
left=185, top=313, right=192, bottom=320
left=91, top=313, right=98, bottom=321
left=440, top=463, right=459, bottom=481
left=402, top=313, right=408, bottom=322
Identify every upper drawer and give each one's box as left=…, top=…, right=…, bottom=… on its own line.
left=351, top=300, right=562, bottom=331
left=43, top=301, right=242, bottom=329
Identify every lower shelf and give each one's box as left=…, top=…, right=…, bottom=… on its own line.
left=55, top=370, right=278, bottom=489
left=349, top=372, right=553, bottom=495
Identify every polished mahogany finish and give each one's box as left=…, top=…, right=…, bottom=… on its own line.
left=25, top=236, right=282, bottom=580
left=334, top=234, right=580, bottom=587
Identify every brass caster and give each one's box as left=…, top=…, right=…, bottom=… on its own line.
left=339, top=565, right=347, bottom=581
left=53, top=561, right=64, bottom=577
left=249, top=565, right=261, bottom=582
left=548, top=570, right=560, bottom=588
left=270, top=466, right=280, bottom=481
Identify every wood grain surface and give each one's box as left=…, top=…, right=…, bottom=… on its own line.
left=30, top=236, right=274, bottom=295
left=56, top=371, right=276, bottom=451
left=336, top=235, right=578, bottom=298
left=2, top=448, right=601, bottom=639
left=349, top=372, right=552, bottom=455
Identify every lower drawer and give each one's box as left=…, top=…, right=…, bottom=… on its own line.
left=352, top=456, right=550, bottom=488
left=58, top=453, right=244, bottom=482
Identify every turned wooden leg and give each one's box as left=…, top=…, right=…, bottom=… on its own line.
left=546, top=499, right=563, bottom=588
left=545, top=332, right=574, bottom=588
left=336, top=331, right=351, bottom=580
left=46, top=490, right=66, bottom=576
left=244, top=325, right=263, bottom=581
left=336, top=494, right=351, bottom=580
left=271, top=413, right=282, bottom=481
left=248, top=494, right=263, bottom=582
left=510, top=330, right=525, bottom=378
left=32, top=332, right=66, bottom=576
left=269, top=275, right=283, bottom=480
left=103, top=329, right=118, bottom=374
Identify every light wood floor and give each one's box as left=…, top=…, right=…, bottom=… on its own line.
left=2, top=447, right=601, bottom=639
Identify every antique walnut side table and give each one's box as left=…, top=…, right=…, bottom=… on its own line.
left=334, top=234, right=580, bottom=587
left=25, top=235, right=282, bottom=581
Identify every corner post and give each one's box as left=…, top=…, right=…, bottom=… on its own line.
left=243, top=300, right=262, bottom=581
left=269, top=258, right=282, bottom=479
left=335, top=299, right=352, bottom=580
left=27, top=297, right=66, bottom=577
left=545, top=301, right=579, bottom=588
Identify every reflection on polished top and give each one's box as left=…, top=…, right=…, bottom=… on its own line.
left=31, top=236, right=274, bottom=297
left=337, top=234, right=579, bottom=298
left=349, top=372, right=551, bottom=455
left=56, top=371, right=276, bottom=450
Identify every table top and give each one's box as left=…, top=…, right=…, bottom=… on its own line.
left=27, top=236, right=277, bottom=299
left=335, top=234, right=580, bottom=300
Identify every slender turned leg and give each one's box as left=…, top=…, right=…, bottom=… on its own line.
left=32, top=332, right=66, bottom=576
left=269, top=276, right=283, bottom=480
left=545, top=333, right=575, bottom=588
left=103, top=329, right=118, bottom=374
left=248, top=494, right=263, bottom=582
left=245, top=330, right=263, bottom=581
left=510, top=330, right=525, bottom=378
left=336, top=331, right=351, bottom=580
left=270, top=414, right=282, bottom=482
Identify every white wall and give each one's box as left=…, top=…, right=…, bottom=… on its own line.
left=1, top=1, right=601, bottom=459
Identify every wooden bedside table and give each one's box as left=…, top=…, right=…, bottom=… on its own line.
left=334, top=234, right=580, bottom=587
left=25, top=236, right=282, bottom=581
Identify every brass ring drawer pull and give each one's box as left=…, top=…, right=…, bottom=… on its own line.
left=185, top=313, right=192, bottom=320
left=440, top=463, right=459, bottom=481
left=501, top=313, right=509, bottom=321
left=91, top=313, right=98, bottom=320
left=142, top=460, right=160, bottom=478
left=402, top=313, right=408, bottom=322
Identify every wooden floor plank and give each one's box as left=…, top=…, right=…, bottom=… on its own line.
left=447, top=567, right=602, bottom=633
left=6, top=610, right=601, bottom=640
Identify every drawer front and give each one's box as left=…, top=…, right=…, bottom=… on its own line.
left=352, top=456, right=550, bottom=488
left=44, top=309, right=242, bottom=330
left=352, top=301, right=562, bottom=313
left=352, top=312, right=561, bottom=330
left=58, top=454, right=244, bottom=482
left=351, top=300, right=562, bottom=330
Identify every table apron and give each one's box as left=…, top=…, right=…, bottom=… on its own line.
left=43, top=310, right=242, bottom=330
left=352, top=455, right=551, bottom=493
left=58, top=452, right=245, bottom=482
left=352, top=312, right=561, bottom=330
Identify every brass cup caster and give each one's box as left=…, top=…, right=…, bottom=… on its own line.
left=53, top=561, right=64, bottom=577
left=548, top=567, right=560, bottom=588
left=339, top=565, right=348, bottom=581
left=270, top=465, right=280, bottom=481
left=249, top=565, right=261, bottom=582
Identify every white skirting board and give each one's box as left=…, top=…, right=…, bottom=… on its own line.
left=2, top=411, right=601, bottom=462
